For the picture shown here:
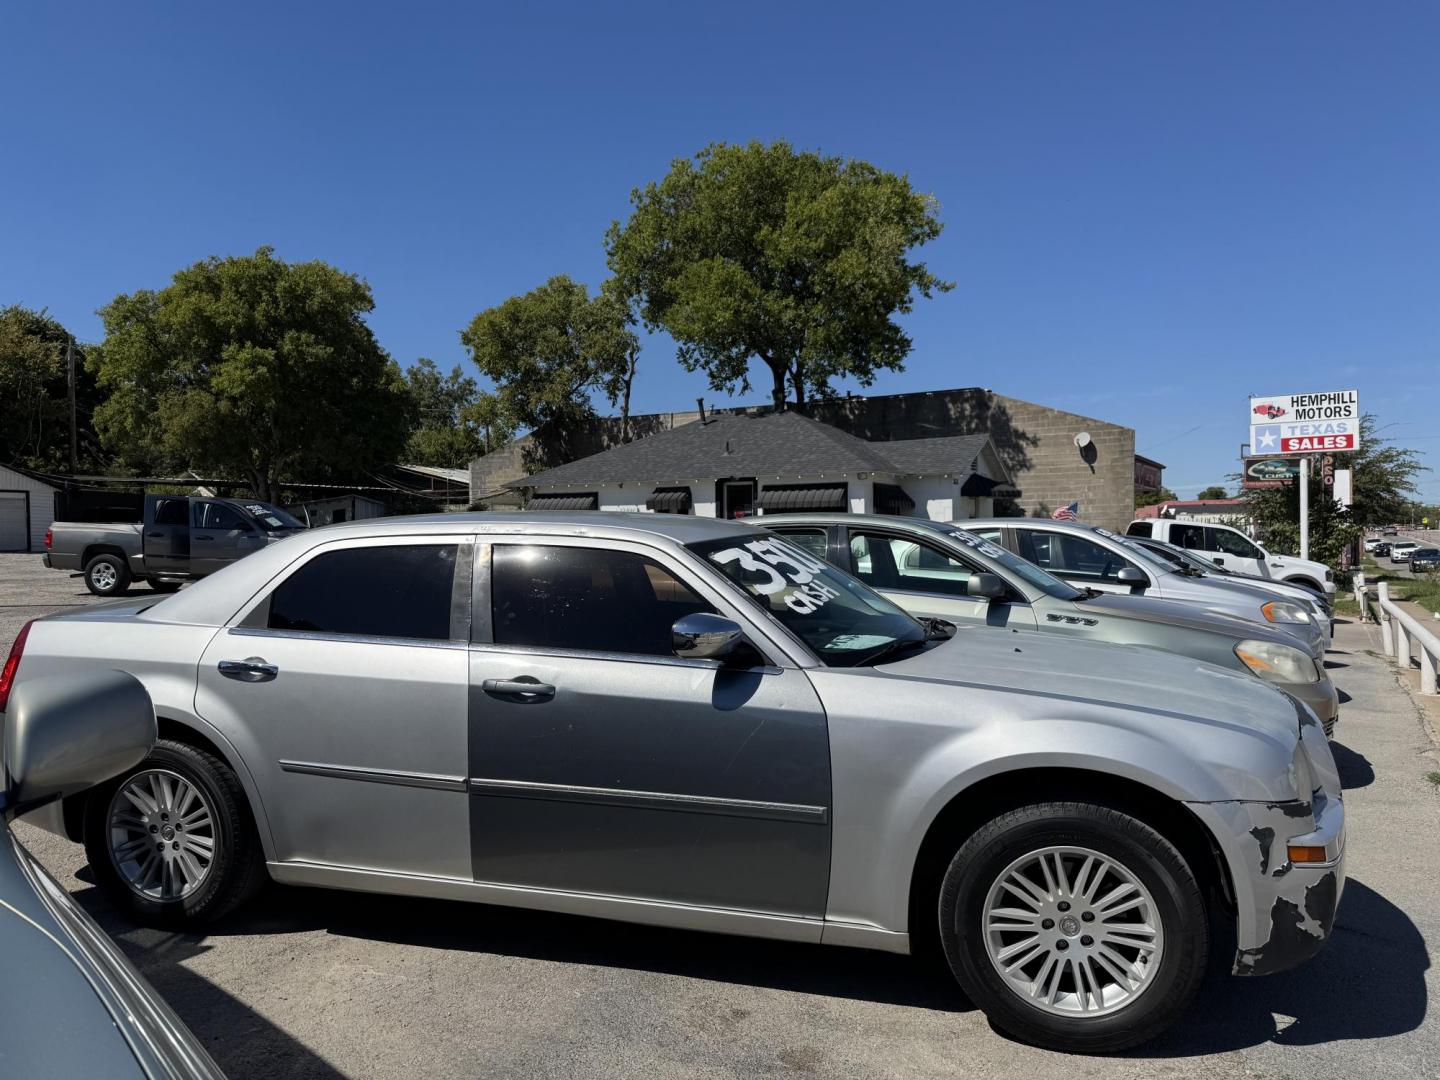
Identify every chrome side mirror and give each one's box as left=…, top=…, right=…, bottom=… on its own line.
left=3, top=671, right=155, bottom=814
left=672, top=613, right=744, bottom=661
left=968, top=573, right=1006, bottom=601
left=1115, top=566, right=1147, bottom=586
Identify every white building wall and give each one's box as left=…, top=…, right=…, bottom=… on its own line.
left=848, top=478, right=873, bottom=515
left=907, top=476, right=961, bottom=522
left=596, top=484, right=645, bottom=513
left=0, top=464, right=60, bottom=552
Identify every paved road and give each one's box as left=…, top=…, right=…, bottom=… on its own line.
left=4, top=553, right=1438, bottom=1079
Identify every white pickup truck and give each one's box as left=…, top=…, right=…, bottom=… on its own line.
left=1126, top=518, right=1334, bottom=599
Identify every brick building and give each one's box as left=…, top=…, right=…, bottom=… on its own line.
left=470, top=386, right=1141, bottom=531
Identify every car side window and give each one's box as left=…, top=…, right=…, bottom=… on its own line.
left=1170, top=524, right=1205, bottom=550
left=153, top=498, right=188, bottom=526
left=197, top=503, right=247, bottom=530
left=268, top=545, right=459, bottom=640
left=1208, top=528, right=1261, bottom=559
left=1126, top=522, right=1152, bottom=537
left=770, top=529, right=829, bottom=563
left=490, top=545, right=715, bottom=656
left=1015, top=529, right=1134, bottom=582
left=850, top=531, right=976, bottom=597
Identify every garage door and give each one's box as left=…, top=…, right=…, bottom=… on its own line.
left=0, top=491, right=29, bottom=552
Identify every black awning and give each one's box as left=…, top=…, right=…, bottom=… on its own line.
left=756, top=483, right=848, bottom=514
left=873, top=482, right=916, bottom=515
left=645, top=486, right=692, bottom=513
left=960, top=473, right=1002, bottom=498
left=527, top=492, right=598, bottom=511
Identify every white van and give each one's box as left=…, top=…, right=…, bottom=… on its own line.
left=1126, top=518, right=1334, bottom=598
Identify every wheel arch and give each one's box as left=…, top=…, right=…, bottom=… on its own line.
left=1282, top=575, right=1324, bottom=593
left=80, top=544, right=130, bottom=569
left=905, top=767, right=1235, bottom=960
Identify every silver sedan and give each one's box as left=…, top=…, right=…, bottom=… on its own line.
left=7, top=513, right=1344, bottom=1053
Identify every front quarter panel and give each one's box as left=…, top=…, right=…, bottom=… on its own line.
left=809, top=666, right=1299, bottom=935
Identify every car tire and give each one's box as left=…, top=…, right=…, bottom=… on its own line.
left=83, top=553, right=132, bottom=596
left=937, top=801, right=1208, bottom=1054
left=83, top=739, right=268, bottom=928
left=148, top=579, right=183, bottom=593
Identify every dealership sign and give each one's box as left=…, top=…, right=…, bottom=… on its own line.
left=1249, top=390, right=1360, bottom=455
left=1242, top=456, right=1301, bottom=489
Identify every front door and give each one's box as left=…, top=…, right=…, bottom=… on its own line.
left=467, top=537, right=832, bottom=917
left=720, top=479, right=757, bottom=520
left=190, top=501, right=264, bottom=576
left=1011, top=526, right=1153, bottom=597
left=143, top=496, right=191, bottom=575
left=195, top=536, right=474, bottom=877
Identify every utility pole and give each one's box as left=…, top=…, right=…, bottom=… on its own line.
left=66, top=337, right=77, bottom=473
left=1299, top=456, right=1310, bottom=561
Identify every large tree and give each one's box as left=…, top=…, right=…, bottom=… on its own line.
left=1196, top=485, right=1229, bottom=500
left=93, top=247, right=409, bottom=501
left=0, top=305, right=100, bottom=470
left=606, top=140, right=952, bottom=412
left=460, top=274, right=639, bottom=439
left=402, top=358, right=514, bottom=467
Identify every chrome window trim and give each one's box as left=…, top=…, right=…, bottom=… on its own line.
left=279, top=760, right=468, bottom=792
left=467, top=777, right=829, bottom=824
left=467, top=640, right=782, bottom=675
left=229, top=626, right=467, bottom=651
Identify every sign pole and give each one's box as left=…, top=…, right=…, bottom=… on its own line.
left=1299, top=457, right=1310, bottom=561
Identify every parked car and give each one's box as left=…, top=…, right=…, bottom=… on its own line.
left=1389, top=540, right=1420, bottom=563
left=7, top=512, right=1345, bottom=1052
left=1125, top=519, right=1334, bottom=600
left=45, top=494, right=306, bottom=596
left=1126, top=536, right=1332, bottom=637
left=1372, top=542, right=1392, bottom=558
left=1382, top=526, right=1399, bottom=536
left=762, top=514, right=1338, bottom=736
left=1363, top=537, right=1385, bottom=553
left=0, top=670, right=226, bottom=1079
left=1408, top=548, right=1440, bottom=573
left=954, top=519, right=1329, bottom=661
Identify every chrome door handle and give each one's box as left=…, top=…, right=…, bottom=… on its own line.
left=481, top=678, right=555, bottom=700
left=218, top=657, right=278, bottom=682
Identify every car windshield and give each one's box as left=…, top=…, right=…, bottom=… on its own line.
left=1140, top=540, right=1218, bottom=574
left=690, top=535, right=926, bottom=667
left=240, top=502, right=305, bottom=531
left=1111, top=534, right=1180, bottom=572
left=939, top=528, right=1081, bottom=600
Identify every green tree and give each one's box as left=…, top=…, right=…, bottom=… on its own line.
left=460, top=274, right=639, bottom=438
left=1343, top=416, right=1427, bottom=529
left=404, top=358, right=482, bottom=467
left=606, top=140, right=952, bottom=412
left=0, top=305, right=100, bottom=470
left=1135, top=486, right=1178, bottom=508
left=1196, top=485, right=1229, bottom=500
left=93, top=247, right=409, bottom=501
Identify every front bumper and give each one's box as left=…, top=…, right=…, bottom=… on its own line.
left=1285, top=677, right=1339, bottom=739
left=1187, top=789, right=1345, bottom=977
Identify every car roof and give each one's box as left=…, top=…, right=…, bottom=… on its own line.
left=756, top=512, right=956, bottom=534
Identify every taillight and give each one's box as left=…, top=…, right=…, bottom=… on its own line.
left=44, top=528, right=52, bottom=550
left=0, top=620, right=33, bottom=713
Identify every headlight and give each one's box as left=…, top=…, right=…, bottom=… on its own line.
left=1261, top=599, right=1312, bottom=625
left=1235, top=639, right=1321, bottom=685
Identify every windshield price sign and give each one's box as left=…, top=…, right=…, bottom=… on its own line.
left=1249, top=389, right=1359, bottom=456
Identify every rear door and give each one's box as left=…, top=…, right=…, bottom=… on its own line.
left=195, top=534, right=474, bottom=877
left=142, top=496, right=191, bottom=575
left=190, top=501, right=264, bottom=575
left=467, top=536, right=832, bottom=917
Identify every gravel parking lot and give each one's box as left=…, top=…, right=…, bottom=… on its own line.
left=5, top=552, right=1439, bottom=1079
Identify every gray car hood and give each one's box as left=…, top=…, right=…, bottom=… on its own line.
left=1075, top=592, right=1309, bottom=647
left=881, top=625, right=1298, bottom=743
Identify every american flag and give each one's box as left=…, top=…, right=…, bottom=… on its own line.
left=1051, top=501, right=1079, bottom=521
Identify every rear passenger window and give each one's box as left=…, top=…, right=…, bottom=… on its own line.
left=771, top=529, right=829, bottom=562
left=491, top=545, right=714, bottom=656
left=268, top=545, right=459, bottom=640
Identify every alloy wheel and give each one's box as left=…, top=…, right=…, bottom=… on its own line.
left=981, top=845, right=1164, bottom=1017
left=106, top=769, right=217, bottom=902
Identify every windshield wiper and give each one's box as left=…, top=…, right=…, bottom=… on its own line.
left=1074, top=586, right=1103, bottom=600
left=858, top=637, right=928, bottom=667
left=919, top=617, right=956, bottom=641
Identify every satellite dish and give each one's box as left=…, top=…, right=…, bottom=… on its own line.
left=1074, top=432, right=1092, bottom=448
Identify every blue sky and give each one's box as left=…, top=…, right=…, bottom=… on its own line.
left=3, top=2, right=1437, bottom=501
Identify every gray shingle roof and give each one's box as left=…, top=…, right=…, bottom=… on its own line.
left=508, top=411, right=998, bottom=489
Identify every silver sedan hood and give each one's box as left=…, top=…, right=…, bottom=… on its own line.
left=1076, top=592, right=1308, bottom=647
left=880, top=626, right=1299, bottom=744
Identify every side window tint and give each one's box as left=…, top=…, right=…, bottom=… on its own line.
left=199, top=503, right=246, bottom=530
left=153, top=498, right=188, bottom=526
left=1017, top=530, right=1132, bottom=582
left=772, top=529, right=829, bottom=563
left=851, top=532, right=975, bottom=596
left=1126, top=522, right=1152, bottom=538
left=491, top=545, right=715, bottom=656
left=1212, top=528, right=1260, bottom=559
left=1171, top=524, right=1205, bottom=550
left=269, top=545, right=459, bottom=640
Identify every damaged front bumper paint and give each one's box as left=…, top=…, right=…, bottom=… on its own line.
left=1186, top=789, right=1345, bottom=977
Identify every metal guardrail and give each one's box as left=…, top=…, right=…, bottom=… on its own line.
left=1370, top=578, right=1439, bottom=695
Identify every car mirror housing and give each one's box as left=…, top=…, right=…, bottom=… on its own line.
left=3, top=671, right=155, bottom=815
left=969, top=573, right=1006, bottom=601
left=672, top=613, right=745, bottom=661
left=1115, top=566, right=1148, bottom=585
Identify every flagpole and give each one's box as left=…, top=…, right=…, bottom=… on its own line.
left=1299, top=457, right=1310, bottom=561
